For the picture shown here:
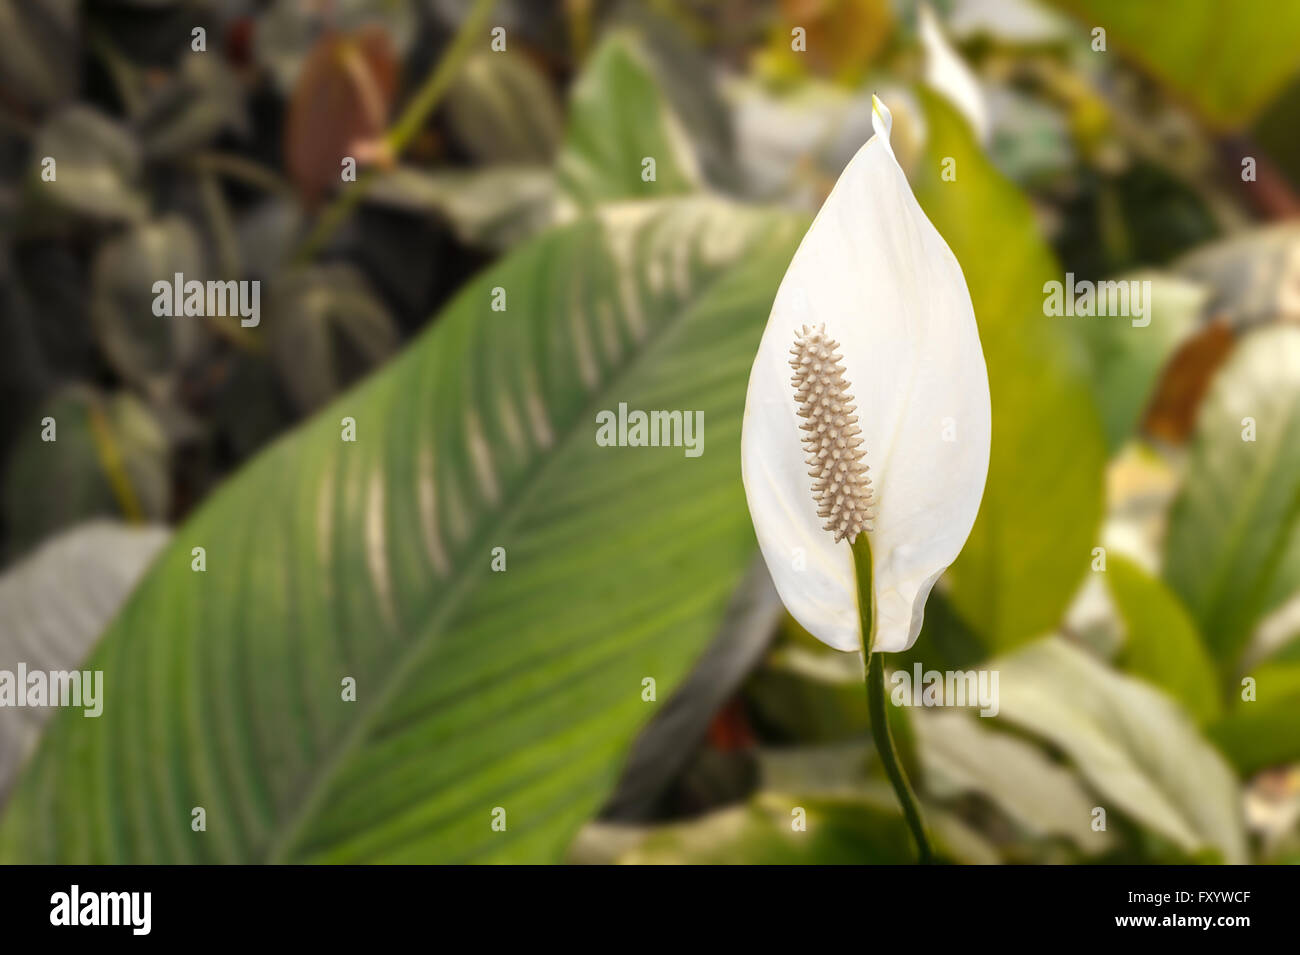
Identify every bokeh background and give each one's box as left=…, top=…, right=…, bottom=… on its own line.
left=1, top=0, right=1299, bottom=863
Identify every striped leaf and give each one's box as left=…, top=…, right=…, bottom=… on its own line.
left=992, top=637, right=1247, bottom=863
left=0, top=198, right=805, bottom=863
left=1163, top=326, right=1300, bottom=669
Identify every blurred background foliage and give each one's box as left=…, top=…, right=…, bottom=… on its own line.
left=1, top=0, right=1300, bottom=863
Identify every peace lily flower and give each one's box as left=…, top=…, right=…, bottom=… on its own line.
left=740, top=95, right=991, bottom=657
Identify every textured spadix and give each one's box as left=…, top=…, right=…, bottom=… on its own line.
left=741, top=95, right=990, bottom=653
left=789, top=324, right=875, bottom=543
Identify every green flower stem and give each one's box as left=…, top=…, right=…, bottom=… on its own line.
left=289, top=0, right=499, bottom=265
left=851, top=535, right=934, bottom=864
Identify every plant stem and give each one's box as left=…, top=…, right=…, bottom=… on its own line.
left=851, top=535, right=934, bottom=864
left=191, top=152, right=293, bottom=198
left=867, top=649, right=933, bottom=863
left=289, top=0, right=499, bottom=265
left=384, top=0, right=498, bottom=156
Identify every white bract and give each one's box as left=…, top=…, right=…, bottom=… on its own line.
left=740, top=95, right=991, bottom=654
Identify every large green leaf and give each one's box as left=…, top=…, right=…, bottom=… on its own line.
left=1107, top=554, right=1220, bottom=725
left=910, top=91, right=1106, bottom=650
left=1163, top=326, right=1300, bottom=668
left=557, top=32, right=700, bottom=206
left=1045, top=0, right=1300, bottom=128
left=992, top=637, right=1247, bottom=863
left=0, top=198, right=805, bottom=863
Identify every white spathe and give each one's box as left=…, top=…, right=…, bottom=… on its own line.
left=741, top=95, right=991, bottom=653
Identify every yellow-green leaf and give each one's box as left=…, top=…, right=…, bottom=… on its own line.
left=911, top=90, right=1106, bottom=650
left=1107, top=554, right=1220, bottom=724
left=1046, top=0, right=1300, bottom=128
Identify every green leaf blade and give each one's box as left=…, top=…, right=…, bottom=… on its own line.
left=0, top=199, right=805, bottom=863
left=1046, top=0, right=1300, bottom=128
left=992, top=637, right=1247, bottom=863
left=910, top=91, right=1107, bottom=651
left=1108, top=554, right=1221, bottom=725
left=557, top=33, right=701, bottom=206
left=1163, top=326, right=1300, bottom=668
